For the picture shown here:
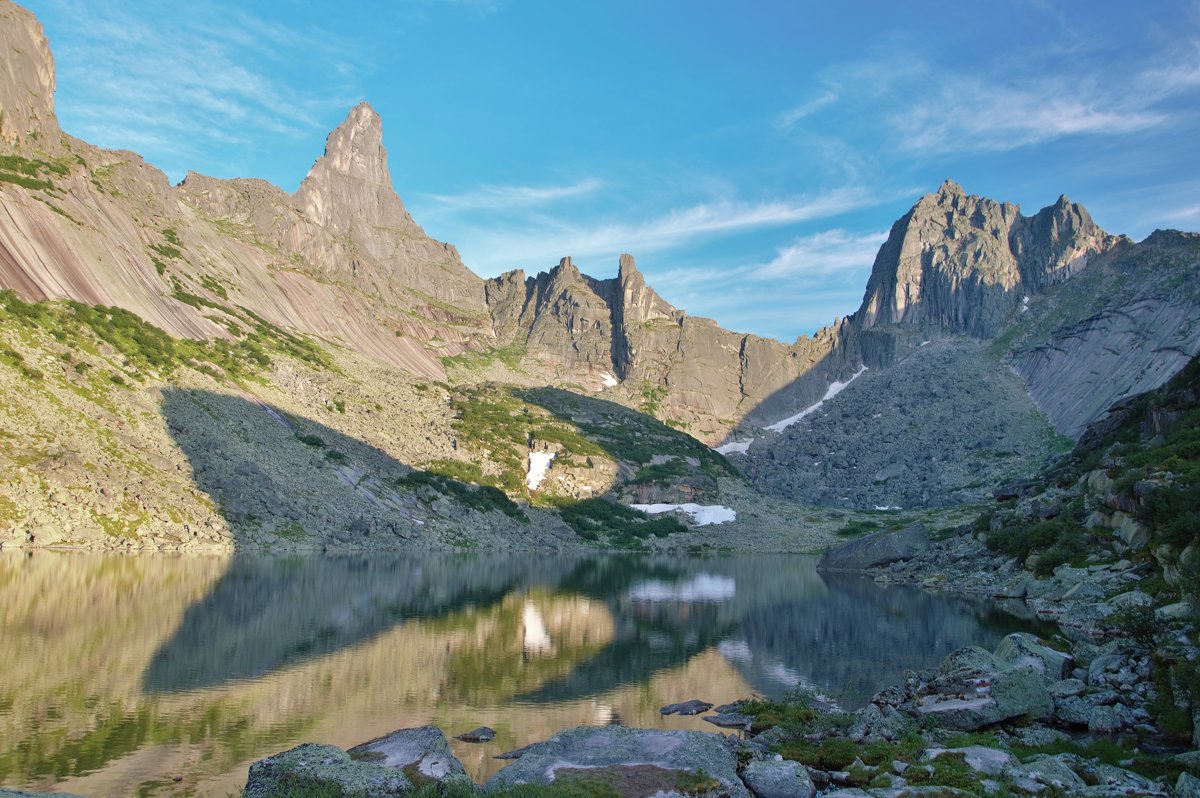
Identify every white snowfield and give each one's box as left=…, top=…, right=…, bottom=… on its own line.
left=765, top=365, right=868, bottom=432
left=631, top=502, right=737, bottom=525
left=526, top=451, right=555, bottom=490
left=601, top=372, right=619, bottom=388
left=628, top=574, right=736, bottom=602
left=714, top=438, right=754, bottom=455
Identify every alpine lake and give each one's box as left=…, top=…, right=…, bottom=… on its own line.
left=0, top=550, right=1062, bottom=797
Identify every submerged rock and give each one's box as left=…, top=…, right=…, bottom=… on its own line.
left=454, top=726, right=496, bottom=743
left=703, top=712, right=753, bottom=729
left=817, top=523, right=930, bottom=572
left=482, top=725, right=749, bottom=797
left=660, top=699, right=713, bottom=715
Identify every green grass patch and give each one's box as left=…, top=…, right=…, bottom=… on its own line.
left=441, top=343, right=526, bottom=373
left=548, top=497, right=684, bottom=546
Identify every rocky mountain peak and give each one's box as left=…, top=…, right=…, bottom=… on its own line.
left=294, top=102, right=422, bottom=242
left=856, top=181, right=1115, bottom=338
left=937, top=178, right=965, bottom=198
left=0, top=1, right=60, bottom=147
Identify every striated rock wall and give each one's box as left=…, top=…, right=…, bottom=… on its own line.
left=0, top=7, right=489, bottom=380
left=1009, top=231, right=1200, bottom=438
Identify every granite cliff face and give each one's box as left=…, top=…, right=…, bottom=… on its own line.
left=0, top=1, right=59, bottom=148
left=1008, top=230, right=1200, bottom=438
left=855, top=180, right=1114, bottom=341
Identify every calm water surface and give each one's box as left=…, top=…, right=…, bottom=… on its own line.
left=0, top=551, right=1057, bottom=797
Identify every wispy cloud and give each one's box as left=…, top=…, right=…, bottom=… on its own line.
left=750, top=229, right=889, bottom=280
left=44, top=0, right=364, bottom=181
left=895, top=78, right=1166, bottom=154
left=804, top=30, right=1200, bottom=158
left=776, top=88, right=839, bottom=130
left=638, top=228, right=890, bottom=340
left=443, top=185, right=883, bottom=274
left=422, top=178, right=605, bottom=213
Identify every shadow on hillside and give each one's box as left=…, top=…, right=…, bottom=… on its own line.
left=160, top=388, right=435, bottom=547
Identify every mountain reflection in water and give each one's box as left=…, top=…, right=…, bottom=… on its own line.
left=0, top=551, right=1057, bottom=797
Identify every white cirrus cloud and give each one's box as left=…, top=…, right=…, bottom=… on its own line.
left=43, top=0, right=364, bottom=180
left=421, top=178, right=606, bottom=213
left=444, top=185, right=883, bottom=274
left=749, top=229, right=890, bottom=280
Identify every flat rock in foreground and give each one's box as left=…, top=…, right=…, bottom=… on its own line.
left=243, top=743, right=413, bottom=798
left=482, top=725, right=749, bottom=797
left=817, top=523, right=929, bottom=572
left=347, top=725, right=466, bottom=779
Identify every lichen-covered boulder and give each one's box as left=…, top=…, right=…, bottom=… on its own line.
left=347, top=725, right=466, bottom=781
left=740, top=759, right=816, bottom=798
left=993, top=633, right=1074, bottom=682
left=483, top=725, right=748, bottom=797
left=243, top=743, right=412, bottom=798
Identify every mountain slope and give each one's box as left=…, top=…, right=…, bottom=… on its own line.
left=733, top=183, right=1200, bottom=509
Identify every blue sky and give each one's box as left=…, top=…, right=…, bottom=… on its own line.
left=23, top=0, right=1200, bottom=342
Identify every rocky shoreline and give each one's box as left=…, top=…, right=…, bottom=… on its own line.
left=228, top=619, right=1198, bottom=797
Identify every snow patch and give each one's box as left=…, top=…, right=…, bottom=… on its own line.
left=765, top=366, right=868, bottom=432
left=600, top=372, right=618, bottom=388
left=526, top=452, right=555, bottom=490
left=629, top=574, right=737, bottom=602
left=714, top=438, right=753, bottom=455
left=631, top=502, right=737, bottom=525
left=873, top=505, right=902, bottom=511
left=1021, top=295, right=1031, bottom=314
left=918, top=340, right=931, bottom=347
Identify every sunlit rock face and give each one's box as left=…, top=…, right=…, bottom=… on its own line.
left=0, top=1, right=59, bottom=148
left=856, top=180, right=1115, bottom=339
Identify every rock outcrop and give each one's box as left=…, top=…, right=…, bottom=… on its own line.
left=817, top=523, right=930, bottom=572
left=855, top=180, right=1114, bottom=340
left=0, top=1, right=59, bottom=147
left=485, top=252, right=861, bottom=441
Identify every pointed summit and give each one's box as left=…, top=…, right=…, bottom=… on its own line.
left=937, top=178, right=964, bottom=197
left=295, top=102, right=422, bottom=243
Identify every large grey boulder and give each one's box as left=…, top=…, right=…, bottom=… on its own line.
left=1178, top=773, right=1200, bottom=798
left=916, top=646, right=1052, bottom=730
left=817, top=523, right=929, bottom=572
left=740, top=759, right=816, bottom=798
left=347, top=725, right=466, bottom=780
left=243, top=743, right=412, bottom=798
left=482, top=725, right=749, bottom=797
left=1005, top=754, right=1086, bottom=794
left=993, top=633, right=1074, bottom=682
left=925, top=746, right=1013, bottom=776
